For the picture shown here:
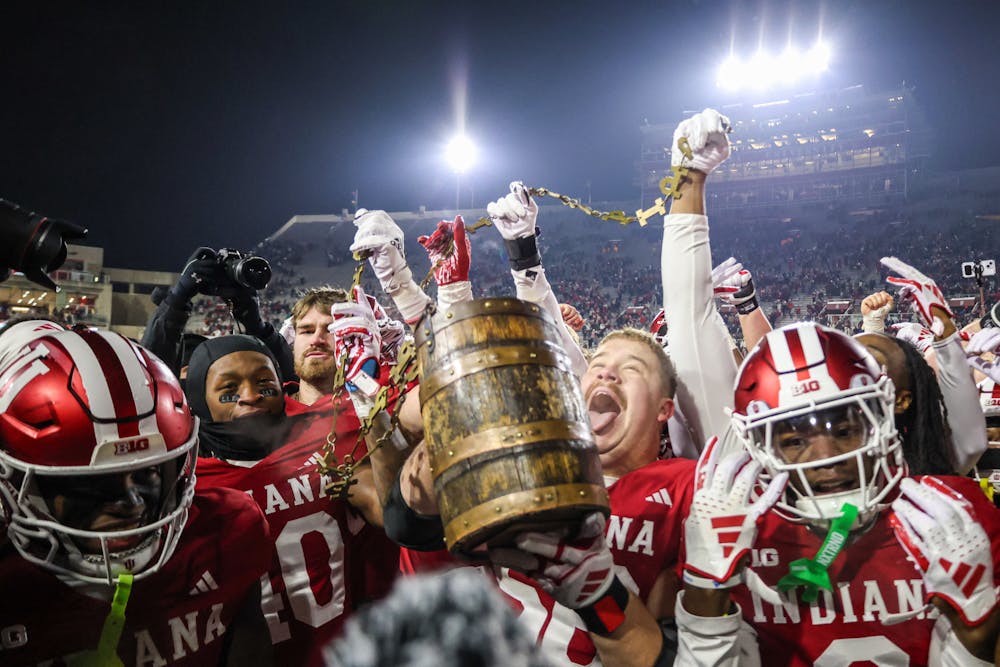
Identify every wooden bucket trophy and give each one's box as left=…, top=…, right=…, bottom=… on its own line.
left=416, top=298, right=609, bottom=558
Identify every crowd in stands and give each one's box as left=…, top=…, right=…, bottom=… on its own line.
left=190, top=205, right=998, bottom=351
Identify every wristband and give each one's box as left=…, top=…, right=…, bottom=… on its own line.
left=382, top=473, right=446, bottom=551
left=503, top=231, right=542, bottom=271
left=575, top=575, right=629, bottom=637
left=735, top=296, right=760, bottom=315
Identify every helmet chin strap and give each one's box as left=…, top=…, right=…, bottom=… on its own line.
left=777, top=503, right=858, bottom=602
left=795, top=490, right=867, bottom=531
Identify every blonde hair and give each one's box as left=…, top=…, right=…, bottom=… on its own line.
left=290, top=286, right=349, bottom=326
left=596, top=327, right=676, bottom=398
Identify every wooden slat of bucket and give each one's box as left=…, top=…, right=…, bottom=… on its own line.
left=443, top=483, right=610, bottom=552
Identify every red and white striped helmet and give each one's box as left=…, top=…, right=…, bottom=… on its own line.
left=731, top=322, right=903, bottom=527
left=0, top=328, right=197, bottom=585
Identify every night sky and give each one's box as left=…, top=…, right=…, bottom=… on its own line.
left=2, top=0, right=998, bottom=271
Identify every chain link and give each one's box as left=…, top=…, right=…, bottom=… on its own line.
left=317, top=253, right=423, bottom=498
left=317, top=136, right=696, bottom=495
left=466, top=137, right=695, bottom=232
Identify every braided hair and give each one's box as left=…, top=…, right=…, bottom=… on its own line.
left=893, top=338, right=955, bottom=475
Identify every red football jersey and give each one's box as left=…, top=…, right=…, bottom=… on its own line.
left=730, top=476, right=1000, bottom=666
left=0, top=487, right=270, bottom=666
left=196, top=411, right=399, bottom=667
left=498, top=458, right=696, bottom=666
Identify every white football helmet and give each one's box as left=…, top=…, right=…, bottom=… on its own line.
left=731, top=323, right=904, bottom=529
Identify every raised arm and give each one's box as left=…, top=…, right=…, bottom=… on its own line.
left=662, top=110, right=739, bottom=449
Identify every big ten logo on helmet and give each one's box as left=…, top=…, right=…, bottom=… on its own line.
left=790, top=379, right=821, bottom=397
left=114, top=437, right=151, bottom=456
left=0, top=625, right=28, bottom=650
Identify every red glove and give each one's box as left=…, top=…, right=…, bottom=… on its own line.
left=417, top=215, right=470, bottom=286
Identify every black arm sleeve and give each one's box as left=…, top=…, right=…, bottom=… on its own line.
left=140, top=299, right=191, bottom=376
left=254, top=324, right=295, bottom=383
left=382, top=472, right=446, bottom=551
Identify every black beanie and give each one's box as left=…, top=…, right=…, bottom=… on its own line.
left=185, top=334, right=282, bottom=423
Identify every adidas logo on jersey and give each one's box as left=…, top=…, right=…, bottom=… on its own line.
left=189, top=570, right=220, bottom=596
left=300, top=452, right=324, bottom=470
left=645, top=488, right=673, bottom=506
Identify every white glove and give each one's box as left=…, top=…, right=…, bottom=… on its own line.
left=712, top=257, right=756, bottom=308
left=890, top=476, right=998, bottom=626
left=966, top=328, right=1000, bottom=382
left=486, top=181, right=538, bottom=240
left=278, top=317, right=295, bottom=345
left=891, top=322, right=935, bottom=355
left=881, top=257, right=954, bottom=337
left=350, top=209, right=409, bottom=288
left=672, top=108, right=732, bottom=173
left=329, top=286, right=382, bottom=397
left=490, top=513, right=615, bottom=609
left=684, top=437, right=787, bottom=587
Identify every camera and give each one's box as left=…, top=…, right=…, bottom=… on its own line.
left=216, top=248, right=272, bottom=291
left=0, top=199, right=88, bottom=291
left=962, top=260, right=997, bottom=279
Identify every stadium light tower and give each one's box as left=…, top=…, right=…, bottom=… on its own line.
left=445, top=134, right=477, bottom=210
left=716, top=41, right=831, bottom=91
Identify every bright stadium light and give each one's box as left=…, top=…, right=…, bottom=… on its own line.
left=445, top=134, right=477, bottom=174
left=716, top=41, right=832, bottom=91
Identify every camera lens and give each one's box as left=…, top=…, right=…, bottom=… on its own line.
left=234, top=256, right=272, bottom=290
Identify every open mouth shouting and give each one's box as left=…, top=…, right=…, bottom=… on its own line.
left=587, top=388, right=623, bottom=438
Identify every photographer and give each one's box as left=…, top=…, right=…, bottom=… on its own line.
left=142, top=246, right=294, bottom=380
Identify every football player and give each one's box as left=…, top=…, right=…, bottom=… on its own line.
left=677, top=322, right=1000, bottom=665
left=188, top=334, right=399, bottom=666
left=0, top=327, right=272, bottom=665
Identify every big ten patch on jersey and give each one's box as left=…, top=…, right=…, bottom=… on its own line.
left=731, top=477, right=1000, bottom=667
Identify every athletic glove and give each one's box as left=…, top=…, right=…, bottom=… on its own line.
left=672, top=108, right=732, bottom=173
left=486, top=181, right=538, bottom=241
left=890, top=476, right=999, bottom=627
left=881, top=257, right=954, bottom=337
left=168, top=247, right=224, bottom=307
left=891, top=322, right=936, bottom=355
left=713, top=257, right=758, bottom=314
left=417, top=215, right=471, bottom=286
left=966, top=328, right=1000, bottom=382
left=350, top=208, right=431, bottom=323
left=329, top=285, right=382, bottom=398
left=684, top=437, right=787, bottom=587
left=490, top=513, right=616, bottom=610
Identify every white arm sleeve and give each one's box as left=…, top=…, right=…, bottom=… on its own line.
left=662, top=213, right=738, bottom=450
left=435, top=280, right=473, bottom=314
left=928, top=615, right=993, bottom=667
left=674, top=592, right=760, bottom=667
left=932, top=333, right=988, bottom=474
left=510, top=266, right=589, bottom=377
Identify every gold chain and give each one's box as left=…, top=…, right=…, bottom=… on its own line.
left=466, top=137, right=694, bottom=232
left=317, top=251, right=423, bottom=498
left=316, top=135, right=694, bottom=494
